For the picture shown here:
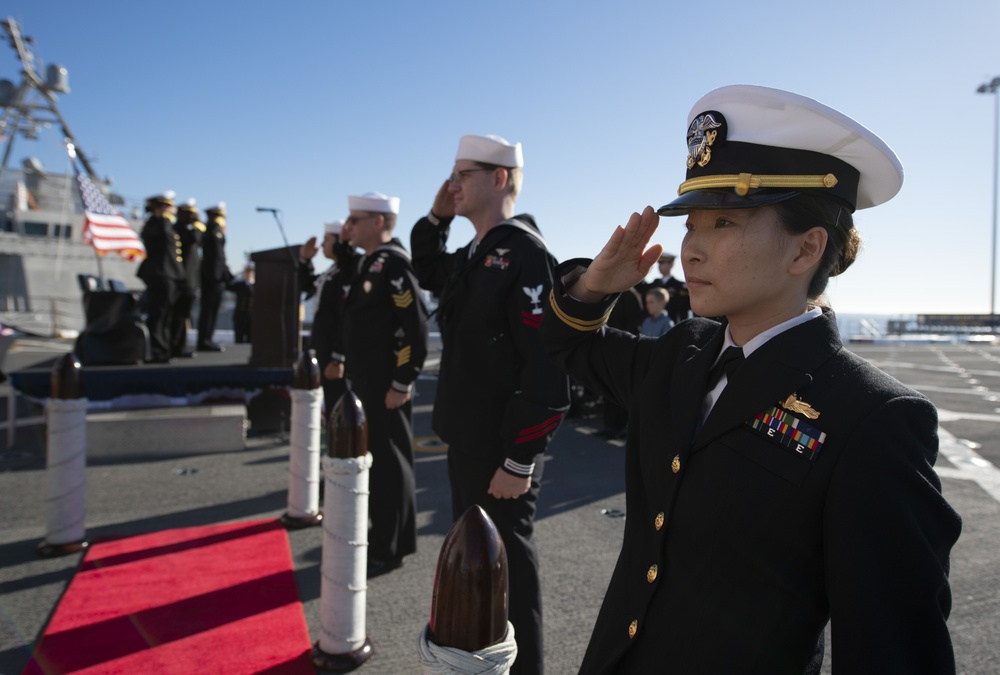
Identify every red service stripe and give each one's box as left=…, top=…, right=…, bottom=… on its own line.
left=515, top=420, right=560, bottom=444
left=518, top=413, right=565, bottom=437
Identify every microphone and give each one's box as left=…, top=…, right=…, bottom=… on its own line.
left=256, top=207, right=278, bottom=213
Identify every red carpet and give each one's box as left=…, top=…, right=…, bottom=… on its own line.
left=23, top=519, right=315, bottom=674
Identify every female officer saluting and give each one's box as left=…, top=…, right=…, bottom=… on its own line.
left=542, top=85, right=962, bottom=674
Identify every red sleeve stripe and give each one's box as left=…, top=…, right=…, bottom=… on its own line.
left=515, top=414, right=564, bottom=444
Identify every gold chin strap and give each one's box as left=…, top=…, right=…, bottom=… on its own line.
left=679, top=172, right=838, bottom=197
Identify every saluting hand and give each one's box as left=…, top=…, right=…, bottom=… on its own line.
left=431, top=180, right=456, bottom=219
left=573, top=206, right=663, bottom=301
left=488, top=467, right=530, bottom=499
left=299, top=236, right=319, bottom=261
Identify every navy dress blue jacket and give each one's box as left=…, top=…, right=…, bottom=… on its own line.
left=542, top=262, right=961, bottom=675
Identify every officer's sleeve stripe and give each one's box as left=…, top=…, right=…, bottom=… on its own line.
left=548, top=289, right=611, bottom=332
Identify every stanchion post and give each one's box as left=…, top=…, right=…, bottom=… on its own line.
left=38, top=352, right=90, bottom=558
left=417, top=505, right=517, bottom=672
left=428, top=504, right=509, bottom=651
left=281, top=349, right=324, bottom=529
left=311, top=389, right=375, bottom=671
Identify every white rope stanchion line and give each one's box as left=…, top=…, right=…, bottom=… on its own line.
left=287, top=389, right=323, bottom=519
left=45, top=398, right=88, bottom=545
left=318, top=566, right=367, bottom=592
left=319, top=478, right=370, bottom=497
left=417, top=622, right=518, bottom=675
left=317, top=452, right=373, bottom=655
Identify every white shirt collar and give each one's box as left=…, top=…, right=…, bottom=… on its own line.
left=722, top=306, right=823, bottom=359
left=702, top=307, right=822, bottom=423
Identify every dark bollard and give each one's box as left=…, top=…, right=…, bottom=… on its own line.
left=38, top=352, right=90, bottom=558
left=293, top=347, right=322, bottom=389
left=51, top=351, right=84, bottom=400
left=311, top=389, right=374, bottom=671
left=431, top=505, right=509, bottom=650
left=417, top=505, right=517, bottom=673
left=329, top=387, right=368, bottom=459
left=281, top=349, right=324, bottom=529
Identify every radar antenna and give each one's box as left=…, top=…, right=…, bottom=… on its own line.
left=0, top=17, right=99, bottom=180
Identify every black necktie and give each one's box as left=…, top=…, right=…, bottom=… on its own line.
left=706, top=346, right=745, bottom=391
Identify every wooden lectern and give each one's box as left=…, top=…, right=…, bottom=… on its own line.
left=249, top=245, right=303, bottom=367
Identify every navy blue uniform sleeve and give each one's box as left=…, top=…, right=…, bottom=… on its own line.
left=824, top=396, right=961, bottom=674
left=497, top=244, right=571, bottom=475
left=410, top=213, right=456, bottom=296
left=541, top=258, right=667, bottom=412
left=384, top=256, right=429, bottom=392
left=298, top=258, right=319, bottom=300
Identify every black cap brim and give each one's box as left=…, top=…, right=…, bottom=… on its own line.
left=657, top=188, right=800, bottom=216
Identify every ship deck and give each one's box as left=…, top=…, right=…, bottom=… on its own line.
left=1, top=338, right=998, bottom=673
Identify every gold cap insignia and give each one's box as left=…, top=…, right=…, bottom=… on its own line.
left=686, top=112, right=724, bottom=169
left=780, top=393, right=820, bottom=419
left=671, top=455, right=681, bottom=474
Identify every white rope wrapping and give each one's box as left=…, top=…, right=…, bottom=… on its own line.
left=287, top=389, right=323, bottom=518
left=416, top=621, right=518, bottom=675
left=318, top=453, right=373, bottom=654
left=44, top=398, right=88, bottom=545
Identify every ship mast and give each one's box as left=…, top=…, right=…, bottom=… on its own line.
left=0, top=16, right=99, bottom=182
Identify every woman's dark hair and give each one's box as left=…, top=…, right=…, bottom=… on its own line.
left=771, top=193, right=861, bottom=300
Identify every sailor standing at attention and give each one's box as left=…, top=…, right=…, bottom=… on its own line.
left=228, top=262, right=255, bottom=344
left=541, top=85, right=962, bottom=674
left=171, top=198, right=205, bottom=358
left=198, top=202, right=232, bottom=352
left=137, top=190, right=183, bottom=364
left=411, top=134, right=570, bottom=675
left=330, top=192, right=428, bottom=576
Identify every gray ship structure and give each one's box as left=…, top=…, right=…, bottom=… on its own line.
left=0, top=17, right=143, bottom=337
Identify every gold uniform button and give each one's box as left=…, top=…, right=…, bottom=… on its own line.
left=654, top=512, right=664, bottom=531
left=175, top=256, right=183, bottom=262
left=672, top=455, right=681, bottom=473
left=646, top=564, right=658, bottom=583
left=628, top=619, right=637, bottom=639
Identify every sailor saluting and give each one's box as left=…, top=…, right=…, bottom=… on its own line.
left=410, top=133, right=570, bottom=675
left=542, top=85, right=962, bottom=674
left=332, top=192, right=429, bottom=577
left=298, top=219, right=360, bottom=417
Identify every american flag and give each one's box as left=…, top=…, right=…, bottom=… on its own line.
left=77, top=170, right=146, bottom=261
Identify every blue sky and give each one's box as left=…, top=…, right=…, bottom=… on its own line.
left=5, top=0, right=999, bottom=315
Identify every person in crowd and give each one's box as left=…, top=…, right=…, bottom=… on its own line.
left=228, top=261, right=255, bottom=344
left=330, top=192, right=428, bottom=576
left=298, top=219, right=361, bottom=418
left=411, top=134, right=570, bottom=674
left=170, top=198, right=204, bottom=357
left=639, top=286, right=674, bottom=337
left=136, top=190, right=182, bottom=363
left=542, top=84, right=962, bottom=674
left=198, top=202, right=232, bottom=351
left=648, top=252, right=691, bottom=323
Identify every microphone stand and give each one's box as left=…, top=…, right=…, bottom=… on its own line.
left=257, top=208, right=301, bottom=268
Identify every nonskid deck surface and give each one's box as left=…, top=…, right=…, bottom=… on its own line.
left=0, top=340, right=998, bottom=674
